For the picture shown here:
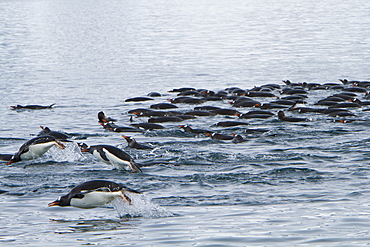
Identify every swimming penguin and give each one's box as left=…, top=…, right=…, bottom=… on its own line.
left=79, top=143, right=142, bottom=172
left=125, top=96, right=154, bottom=102
left=150, top=103, right=178, bottom=109
left=277, top=111, right=309, bottom=122
left=48, top=180, right=141, bottom=208
left=178, top=125, right=214, bottom=135
left=10, top=104, right=55, bottom=110
left=231, top=134, right=248, bottom=143
left=39, top=126, right=70, bottom=140
left=205, top=133, right=234, bottom=140
left=100, top=122, right=143, bottom=133
left=98, top=111, right=117, bottom=123
left=130, top=123, right=165, bottom=130
left=122, top=135, right=153, bottom=150
left=213, top=121, right=250, bottom=127
left=7, top=136, right=66, bottom=165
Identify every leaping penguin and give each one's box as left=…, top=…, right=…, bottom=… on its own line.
left=7, top=136, right=66, bottom=165
left=79, top=143, right=142, bottom=172
left=48, top=180, right=141, bottom=208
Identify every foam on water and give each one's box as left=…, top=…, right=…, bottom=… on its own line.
left=110, top=193, right=175, bottom=218
left=45, top=142, right=84, bottom=162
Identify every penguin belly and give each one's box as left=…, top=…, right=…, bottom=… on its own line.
left=20, top=142, right=57, bottom=160
left=70, top=191, right=123, bottom=208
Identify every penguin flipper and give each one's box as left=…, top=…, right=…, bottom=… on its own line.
left=97, top=149, right=110, bottom=162
left=129, top=162, right=143, bottom=173
left=121, top=193, right=132, bottom=204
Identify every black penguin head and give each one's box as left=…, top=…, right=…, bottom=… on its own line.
left=7, top=155, right=20, bottom=165
left=122, top=135, right=134, bottom=143
left=98, top=111, right=106, bottom=122
left=48, top=195, right=71, bottom=207
left=40, top=126, right=51, bottom=133
left=278, top=111, right=285, bottom=119
left=78, top=143, right=91, bottom=153
left=77, top=143, right=88, bottom=149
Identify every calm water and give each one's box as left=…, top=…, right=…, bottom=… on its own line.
left=1, top=0, right=370, bottom=246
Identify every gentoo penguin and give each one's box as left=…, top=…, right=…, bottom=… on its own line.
left=7, top=136, right=66, bottom=165
left=125, top=96, right=153, bottom=102
left=39, top=126, right=70, bottom=140
left=213, top=121, right=249, bottom=127
left=205, top=133, right=234, bottom=140
left=79, top=143, right=142, bottom=172
left=150, top=103, right=178, bottom=109
left=148, top=116, right=183, bottom=123
left=178, top=125, right=214, bottom=135
left=100, top=122, right=143, bottom=133
left=231, top=134, right=248, bottom=143
left=130, top=122, right=165, bottom=130
left=10, top=104, right=55, bottom=110
left=98, top=111, right=117, bottom=124
left=277, top=111, right=309, bottom=122
left=122, top=135, right=153, bottom=150
left=147, top=92, right=161, bottom=97
left=48, top=180, right=141, bottom=208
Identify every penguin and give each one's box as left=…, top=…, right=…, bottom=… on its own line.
left=130, top=123, right=165, bottom=130
left=213, top=121, right=249, bottom=127
left=147, top=92, right=161, bottom=97
left=150, top=103, right=178, bottom=109
left=100, top=122, right=143, bottom=133
left=183, top=110, right=216, bottom=116
left=178, top=125, right=214, bottom=135
left=39, top=126, right=70, bottom=140
left=231, top=134, right=248, bottom=143
left=98, top=111, right=117, bottom=124
left=277, top=111, right=309, bottom=122
left=122, top=136, right=153, bottom=150
left=10, top=104, right=55, bottom=110
left=125, top=97, right=154, bottom=102
left=205, top=133, right=234, bottom=140
left=148, top=116, right=184, bottom=123
left=7, top=136, right=66, bottom=165
left=48, top=180, right=141, bottom=208
left=79, top=143, right=142, bottom=172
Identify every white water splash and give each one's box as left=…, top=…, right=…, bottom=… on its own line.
left=110, top=193, right=174, bottom=218
left=46, top=142, right=84, bottom=162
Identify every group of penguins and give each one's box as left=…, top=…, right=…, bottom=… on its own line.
left=2, top=78, right=370, bottom=210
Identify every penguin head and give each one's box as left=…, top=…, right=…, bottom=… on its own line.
left=48, top=195, right=71, bottom=207
left=6, top=155, right=19, bottom=165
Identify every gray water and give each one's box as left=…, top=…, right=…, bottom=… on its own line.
left=1, top=0, right=370, bottom=246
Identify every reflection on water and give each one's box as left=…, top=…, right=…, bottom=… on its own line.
left=51, top=218, right=133, bottom=234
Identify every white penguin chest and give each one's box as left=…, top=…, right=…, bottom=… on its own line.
left=20, top=142, right=56, bottom=160
left=70, top=191, right=122, bottom=208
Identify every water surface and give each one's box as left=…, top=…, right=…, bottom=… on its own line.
left=1, top=0, right=370, bottom=246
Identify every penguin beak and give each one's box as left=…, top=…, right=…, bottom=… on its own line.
left=122, top=135, right=129, bottom=140
left=6, top=159, right=14, bottom=166
left=81, top=149, right=89, bottom=152
left=48, top=200, right=60, bottom=207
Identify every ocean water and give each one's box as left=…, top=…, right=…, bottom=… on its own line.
left=1, top=0, right=370, bottom=246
